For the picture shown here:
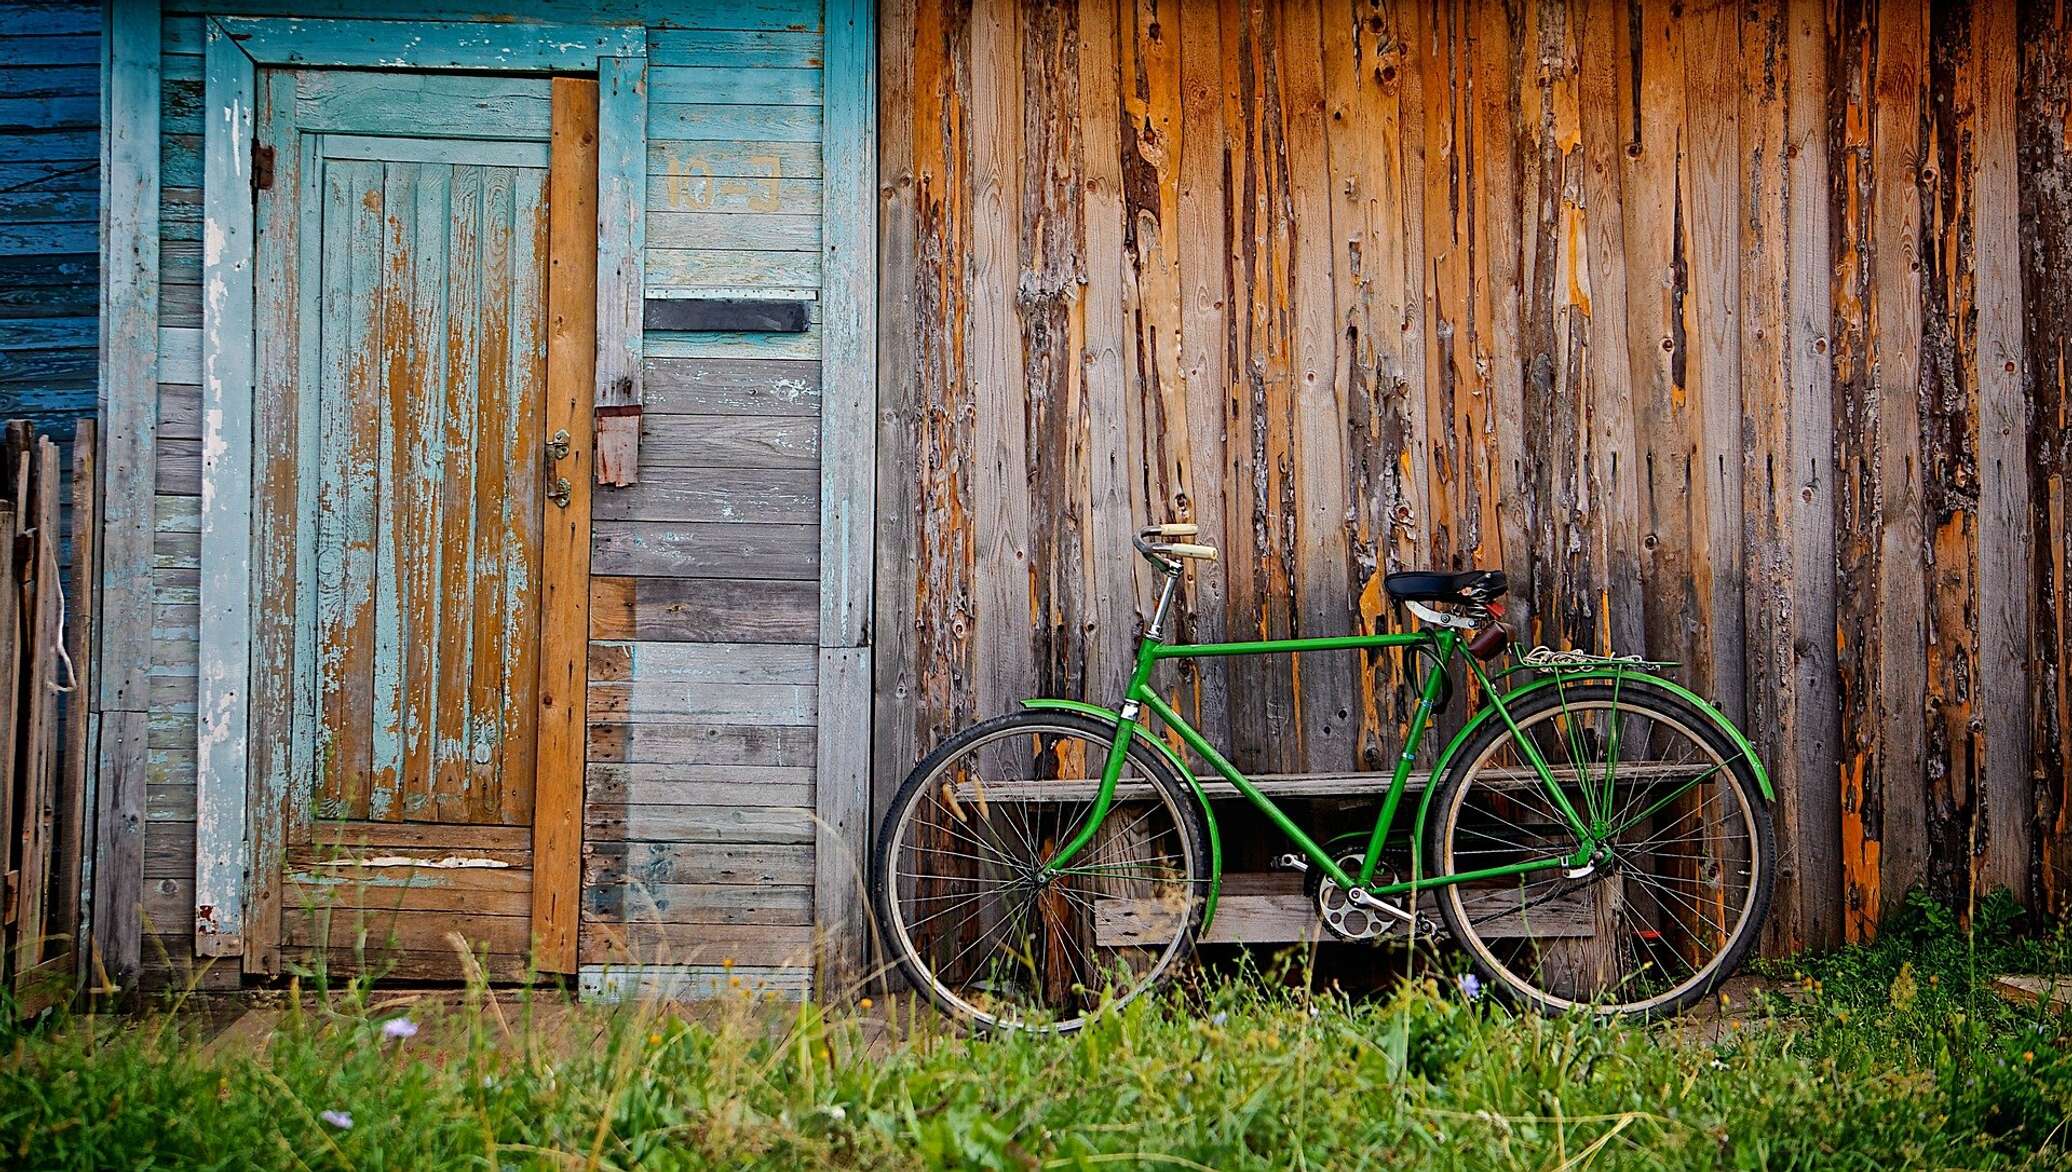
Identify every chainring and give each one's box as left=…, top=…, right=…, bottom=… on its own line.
left=1306, top=849, right=1408, bottom=942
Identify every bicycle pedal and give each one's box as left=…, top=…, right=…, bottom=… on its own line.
left=1270, top=853, right=1309, bottom=873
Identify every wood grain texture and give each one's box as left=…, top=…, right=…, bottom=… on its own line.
left=874, top=0, right=2072, bottom=945
left=193, top=21, right=254, bottom=958
left=534, top=77, right=601, bottom=975
left=92, top=0, right=160, bottom=993
left=2019, top=0, right=2072, bottom=915
left=594, top=55, right=648, bottom=487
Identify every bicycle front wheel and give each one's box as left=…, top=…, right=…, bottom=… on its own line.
left=871, top=711, right=1211, bottom=1032
left=1427, top=681, right=1775, bottom=1018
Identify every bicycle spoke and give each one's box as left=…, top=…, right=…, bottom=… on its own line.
left=881, top=718, right=1202, bottom=1032
left=1439, top=689, right=1766, bottom=1016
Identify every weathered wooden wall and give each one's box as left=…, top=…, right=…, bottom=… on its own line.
left=0, top=1, right=99, bottom=439
left=874, top=0, right=2072, bottom=950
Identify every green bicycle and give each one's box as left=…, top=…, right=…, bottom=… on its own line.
left=871, top=523, right=1776, bottom=1031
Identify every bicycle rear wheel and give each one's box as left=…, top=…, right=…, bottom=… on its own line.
left=1427, top=681, right=1775, bottom=1017
left=871, top=711, right=1210, bottom=1032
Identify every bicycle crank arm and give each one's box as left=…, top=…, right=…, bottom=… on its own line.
left=1344, top=887, right=1417, bottom=925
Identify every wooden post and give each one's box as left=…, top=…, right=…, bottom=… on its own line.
left=816, top=0, right=878, bottom=996
left=534, top=76, right=601, bottom=975
left=0, top=498, right=16, bottom=936
left=54, top=422, right=98, bottom=971
left=16, top=439, right=63, bottom=983
left=92, top=0, right=162, bottom=993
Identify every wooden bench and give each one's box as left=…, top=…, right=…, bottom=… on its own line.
left=1095, top=871, right=1598, bottom=947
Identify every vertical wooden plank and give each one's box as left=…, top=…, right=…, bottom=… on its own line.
left=432, top=162, right=483, bottom=824
left=370, top=159, right=420, bottom=820
left=1222, top=0, right=1301, bottom=771
left=91, top=0, right=161, bottom=991
left=1781, top=0, right=1842, bottom=948
left=815, top=644, right=871, bottom=993
left=495, top=165, right=549, bottom=827
left=1175, top=0, right=1231, bottom=737
left=1575, top=0, right=1648, bottom=665
left=593, top=55, right=647, bottom=487
left=243, top=68, right=300, bottom=975
left=894, top=0, right=979, bottom=826
left=400, top=163, right=455, bottom=823
left=2019, top=0, right=2072, bottom=914
left=1623, top=0, right=1697, bottom=679
left=193, top=20, right=255, bottom=958
left=535, top=77, right=600, bottom=976
left=17, top=440, right=64, bottom=980
left=469, top=167, right=518, bottom=817
left=1465, top=0, right=1525, bottom=613
left=1084, top=0, right=1140, bottom=705
left=819, top=0, right=878, bottom=993
left=1514, top=0, right=1594, bottom=655
left=1830, top=0, right=1883, bottom=940
left=1919, top=0, right=1984, bottom=912
left=315, top=160, right=386, bottom=823
left=1969, top=0, right=2030, bottom=904
left=0, top=497, right=16, bottom=942
left=1867, top=0, right=1929, bottom=918
left=1331, top=0, right=1429, bottom=769
left=872, top=0, right=922, bottom=825
left=1280, top=0, right=1354, bottom=769
left=1737, top=0, right=1791, bottom=943
left=1680, top=0, right=1745, bottom=716
left=823, top=0, right=879, bottom=650
left=57, top=422, right=99, bottom=972
left=1019, top=0, right=1090, bottom=711
left=971, top=0, right=1033, bottom=722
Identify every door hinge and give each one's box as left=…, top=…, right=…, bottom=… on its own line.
left=252, top=141, right=276, bottom=193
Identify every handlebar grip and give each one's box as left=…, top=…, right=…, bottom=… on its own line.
left=1149, top=522, right=1199, bottom=537
left=1165, top=543, right=1218, bottom=562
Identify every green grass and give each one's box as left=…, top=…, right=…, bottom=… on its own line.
left=2, top=892, right=2068, bottom=1170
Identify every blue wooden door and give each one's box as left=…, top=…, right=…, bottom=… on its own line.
left=308, top=136, right=552, bottom=828
left=251, top=69, right=575, bottom=975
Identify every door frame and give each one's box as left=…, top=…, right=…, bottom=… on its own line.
left=192, top=16, right=645, bottom=974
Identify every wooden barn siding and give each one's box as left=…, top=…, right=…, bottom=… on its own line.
left=875, top=0, right=2071, bottom=950
left=0, top=2, right=100, bottom=441
left=138, top=0, right=828, bottom=991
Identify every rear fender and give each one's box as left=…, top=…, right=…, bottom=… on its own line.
left=1019, top=699, right=1224, bottom=928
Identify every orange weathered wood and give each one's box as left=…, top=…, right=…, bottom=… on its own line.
left=534, top=77, right=601, bottom=976
left=863, top=0, right=2061, bottom=949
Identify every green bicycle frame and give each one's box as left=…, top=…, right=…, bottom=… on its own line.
left=1039, top=626, right=1621, bottom=909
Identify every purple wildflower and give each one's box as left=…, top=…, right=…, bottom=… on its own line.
left=320, top=1110, right=353, bottom=1130
left=1457, top=973, right=1483, bottom=1001
left=381, top=1017, right=419, bottom=1041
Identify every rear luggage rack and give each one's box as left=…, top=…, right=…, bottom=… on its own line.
left=1515, top=646, right=1677, bottom=673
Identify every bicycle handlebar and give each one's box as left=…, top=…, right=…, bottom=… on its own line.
left=1136, top=523, right=1218, bottom=570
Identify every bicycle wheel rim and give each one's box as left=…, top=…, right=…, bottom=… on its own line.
left=1437, top=694, right=1764, bottom=1015
left=881, top=720, right=1203, bottom=1031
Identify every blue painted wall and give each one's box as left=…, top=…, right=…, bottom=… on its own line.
left=0, top=1, right=101, bottom=439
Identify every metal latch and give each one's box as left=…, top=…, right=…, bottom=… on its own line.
left=545, top=428, right=571, bottom=461
left=252, top=141, right=275, bottom=192
left=548, top=477, right=572, bottom=509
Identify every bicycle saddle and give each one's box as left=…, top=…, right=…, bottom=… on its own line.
left=1383, top=569, right=1508, bottom=605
